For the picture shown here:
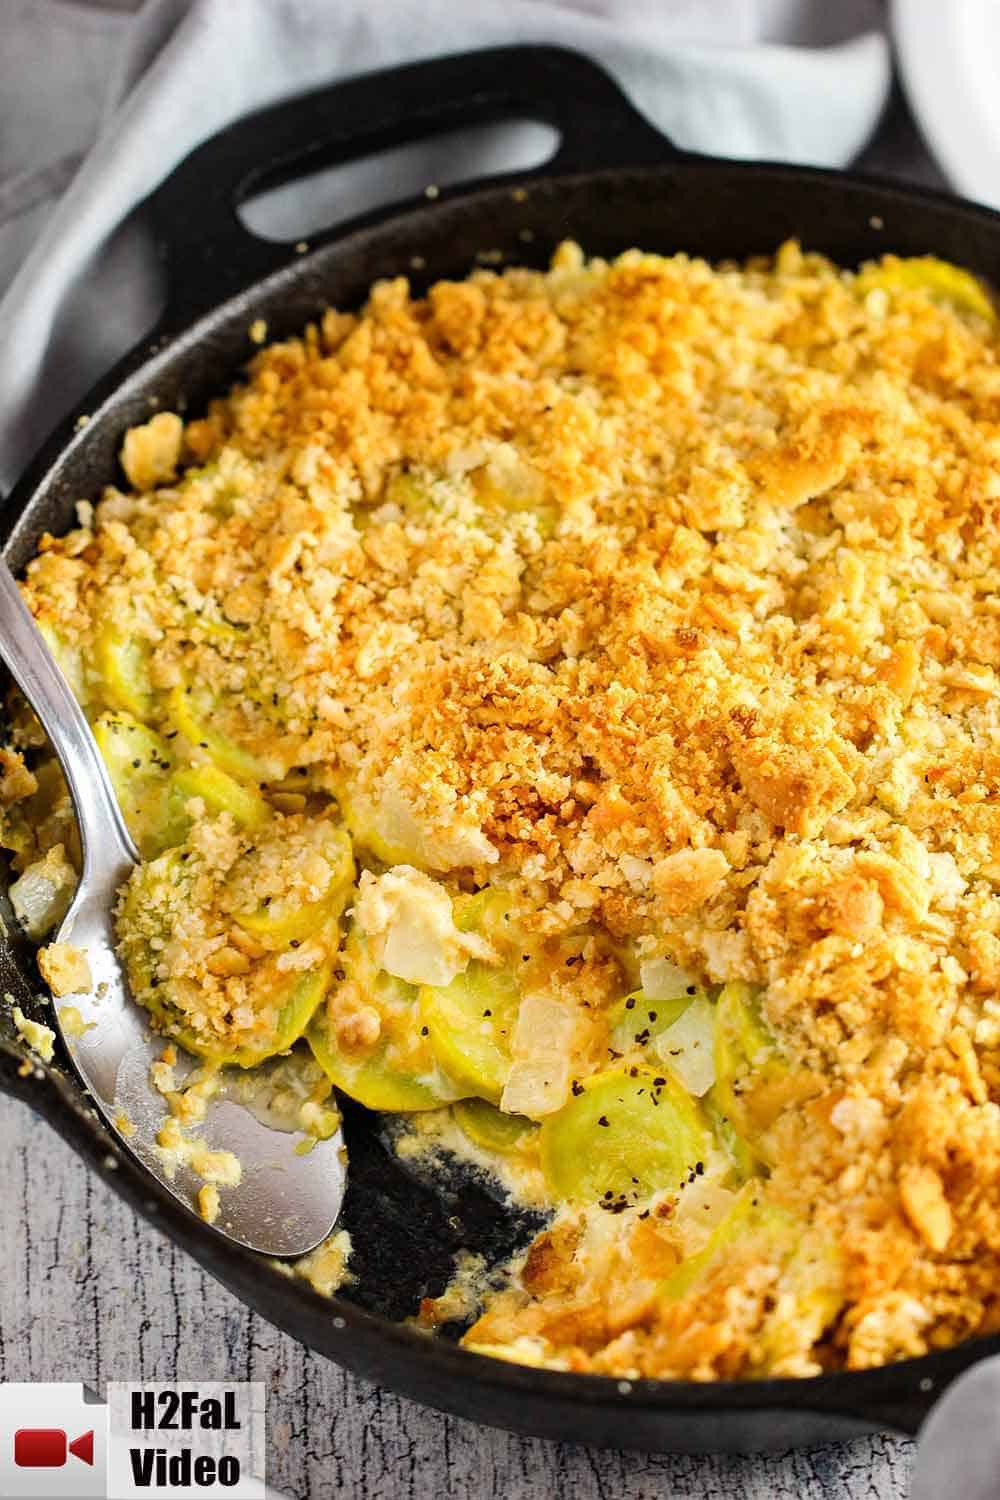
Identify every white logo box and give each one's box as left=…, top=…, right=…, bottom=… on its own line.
left=0, top=1381, right=270, bottom=1499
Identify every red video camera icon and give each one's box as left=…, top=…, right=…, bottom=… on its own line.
left=13, top=1428, right=95, bottom=1467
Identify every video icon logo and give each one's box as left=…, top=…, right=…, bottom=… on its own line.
left=4, top=1380, right=264, bottom=1496
left=14, top=1427, right=95, bottom=1467
left=1, top=1385, right=106, bottom=1497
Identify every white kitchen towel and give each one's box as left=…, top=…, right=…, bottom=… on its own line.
left=0, top=0, right=890, bottom=491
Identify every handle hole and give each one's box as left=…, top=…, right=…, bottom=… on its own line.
left=238, top=118, right=559, bottom=243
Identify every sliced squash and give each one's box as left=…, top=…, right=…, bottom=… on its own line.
left=453, top=1096, right=535, bottom=1154
left=384, top=470, right=436, bottom=517
left=172, top=763, right=270, bottom=833
left=236, top=827, right=353, bottom=945
left=659, top=1181, right=769, bottom=1301
left=607, top=988, right=693, bottom=1057
left=141, top=963, right=332, bottom=1069
left=657, top=1183, right=842, bottom=1365
left=308, top=1004, right=446, bottom=1111
left=420, top=962, right=520, bottom=1104
left=453, top=886, right=515, bottom=942
left=702, top=1087, right=759, bottom=1182
left=755, top=1233, right=844, bottom=1373
left=332, top=777, right=423, bottom=867
left=713, top=982, right=775, bottom=1141
left=167, top=682, right=277, bottom=783
left=307, top=925, right=455, bottom=1111
left=39, top=620, right=88, bottom=707
left=856, top=255, right=995, bottom=323
left=119, top=858, right=334, bottom=1068
left=118, top=816, right=349, bottom=1065
left=229, top=965, right=331, bottom=1068
left=713, top=982, right=819, bottom=1165
left=95, top=624, right=155, bottom=720
left=539, top=1065, right=709, bottom=1205
left=93, top=711, right=185, bottom=858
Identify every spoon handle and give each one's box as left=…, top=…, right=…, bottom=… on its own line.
left=0, top=558, right=137, bottom=880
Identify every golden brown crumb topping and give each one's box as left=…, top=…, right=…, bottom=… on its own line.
left=10, top=240, right=1000, bottom=1379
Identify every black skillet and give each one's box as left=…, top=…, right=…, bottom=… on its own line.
left=2, top=45, right=998, bottom=1453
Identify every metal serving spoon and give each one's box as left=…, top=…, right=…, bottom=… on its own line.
left=0, top=558, right=346, bottom=1256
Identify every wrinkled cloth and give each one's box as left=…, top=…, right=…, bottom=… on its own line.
left=0, top=0, right=890, bottom=489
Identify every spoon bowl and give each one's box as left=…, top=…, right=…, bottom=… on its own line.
left=0, top=557, right=346, bottom=1257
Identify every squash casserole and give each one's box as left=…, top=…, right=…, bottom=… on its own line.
left=3, top=240, right=1000, bottom=1382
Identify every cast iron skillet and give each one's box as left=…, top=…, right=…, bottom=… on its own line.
left=2, top=45, right=999, bottom=1453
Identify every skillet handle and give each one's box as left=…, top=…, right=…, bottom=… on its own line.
left=148, top=44, right=676, bottom=329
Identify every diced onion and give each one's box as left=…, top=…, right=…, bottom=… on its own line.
left=653, top=995, right=716, bottom=1097
left=353, top=866, right=488, bottom=988
left=673, top=1178, right=739, bottom=1255
left=639, top=956, right=695, bottom=1002
left=513, top=992, right=577, bottom=1053
left=10, top=850, right=77, bottom=940
left=501, top=1056, right=571, bottom=1118
left=500, top=993, right=577, bottom=1117
left=368, top=778, right=497, bottom=870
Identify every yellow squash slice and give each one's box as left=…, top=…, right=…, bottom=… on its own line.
left=119, top=814, right=349, bottom=1066
left=307, top=926, right=456, bottom=1111
left=713, top=982, right=818, bottom=1167
left=540, top=1064, right=709, bottom=1205
left=607, top=988, right=693, bottom=1057
left=167, top=682, right=279, bottom=784
left=453, top=1096, right=535, bottom=1154
left=659, top=1181, right=772, bottom=1301
left=93, top=711, right=185, bottom=858
left=856, top=255, right=995, bottom=322
left=140, top=964, right=332, bottom=1069
left=308, top=1005, right=446, bottom=1112
left=95, top=625, right=155, bottom=720
left=228, top=964, right=332, bottom=1069
left=234, top=827, right=353, bottom=949
left=171, top=763, right=270, bottom=833
left=657, top=1184, right=843, bottom=1366
left=420, top=963, right=520, bottom=1104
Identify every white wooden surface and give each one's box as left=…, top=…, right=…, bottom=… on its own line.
left=0, top=1095, right=915, bottom=1500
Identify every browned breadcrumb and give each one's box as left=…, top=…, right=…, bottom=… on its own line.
left=117, top=810, right=351, bottom=1056
left=289, top=1228, right=353, bottom=1297
left=197, top=1183, right=221, bottom=1224
left=8, top=239, right=1000, bottom=1380
left=10, top=1003, right=55, bottom=1063
left=154, top=1114, right=241, bottom=1187
left=0, top=747, right=37, bottom=804
left=58, top=1004, right=94, bottom=1039
left=120, top=411, right=183, bottom=489
left=37, top=941, right=91, bottom=997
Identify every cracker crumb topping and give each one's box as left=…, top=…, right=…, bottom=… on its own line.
left=6, top=239, right=1000, bottom=1380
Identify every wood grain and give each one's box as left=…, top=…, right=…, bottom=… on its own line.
left=0, top=1096, right=914, bottom=1499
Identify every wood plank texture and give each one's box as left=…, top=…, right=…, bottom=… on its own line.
left=0, top=1096, right=914, bottom=1499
